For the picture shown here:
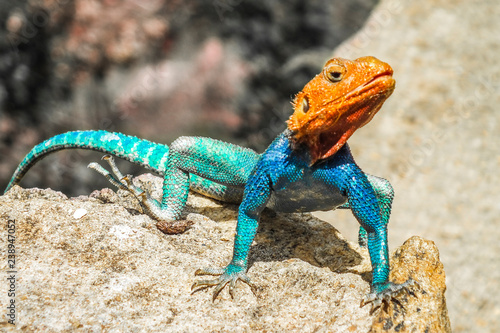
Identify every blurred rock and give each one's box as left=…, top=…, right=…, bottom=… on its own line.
left=0, top=1, right=50, bottom=113
left=0, top=178, right=450, bottom=332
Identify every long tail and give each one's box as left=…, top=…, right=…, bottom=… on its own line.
left=5, top=130, right=169, bottom=193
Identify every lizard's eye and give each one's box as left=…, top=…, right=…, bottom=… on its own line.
left=300, top=96, right=309, bottom=113
left=324, top=64, right=346, bottom=83
left=326, top=70, right=343, bottom=82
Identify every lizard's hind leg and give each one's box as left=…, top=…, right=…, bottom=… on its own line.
left=88, top=155, right=151, bottom=210
left=89, top=155, right=194, bottom=234
left=89, top=137, right=260, bottom=234
left=189, top=175, right=244, bottom=204
left=157, top=136, right=260, bottom=220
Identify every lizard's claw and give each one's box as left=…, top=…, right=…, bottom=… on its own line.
left=89, top=154, right=184, bottom=230
left=88, top=155, right=145, bottom=198
left=361, top=278, right=417, bottom=312
left=192, top=266, right=257, bottom=301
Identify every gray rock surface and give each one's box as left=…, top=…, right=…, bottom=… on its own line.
left=0, top=177, right=449, bottom=332
left=313, top=0, right=500, bottom=331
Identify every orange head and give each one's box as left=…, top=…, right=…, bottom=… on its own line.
left=287, top=56, right=395, bottom=164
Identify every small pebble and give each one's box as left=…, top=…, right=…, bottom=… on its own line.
left=73, top=208, right=88, bottom=219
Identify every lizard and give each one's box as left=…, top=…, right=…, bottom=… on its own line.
left=4, top=56, right=413, bottom=309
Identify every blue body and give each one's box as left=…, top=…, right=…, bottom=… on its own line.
left=259, top=130, right=349, bottom=213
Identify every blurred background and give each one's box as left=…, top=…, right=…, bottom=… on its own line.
left=0, top=0, right=498, bottom=332
left=0, top=0, right=378, bottom=193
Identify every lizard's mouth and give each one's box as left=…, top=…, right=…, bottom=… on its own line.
left=343, top=71, right=394, bottom=101
left=365, top=71, right=394, bottom=89
left=367, top=71, right=394, bottom=84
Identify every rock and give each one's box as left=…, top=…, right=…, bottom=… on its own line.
left=0, top=176, right=449, bottom=332
left=370, top=237, right=451, bottom=333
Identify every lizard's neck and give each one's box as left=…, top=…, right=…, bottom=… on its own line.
left=283, top=129, right=316, bottom=166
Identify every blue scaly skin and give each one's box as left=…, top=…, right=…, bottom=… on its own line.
left=4, top=57, right=413, bottom=309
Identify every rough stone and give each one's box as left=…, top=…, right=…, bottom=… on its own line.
left=370, top=237, right=451, bottom=333
left=0, top=176, right=450, bottom=332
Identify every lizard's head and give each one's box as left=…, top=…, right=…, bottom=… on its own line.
left=287, top=56, right=395, bottom=164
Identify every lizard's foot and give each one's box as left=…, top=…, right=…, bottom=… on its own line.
left=191, top=264, right=257, bottom=301
left=361, top=278, right=416, bottom=312
left=88, top=155, right=145, bottom=198
left=89, top=155, right=188, bottom=233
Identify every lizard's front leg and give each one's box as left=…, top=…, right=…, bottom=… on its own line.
left=192, top=167, right=271, bottom=300
left=338, top=174, right=394, bottom=247
left=344, top=167, right=413, bottom=310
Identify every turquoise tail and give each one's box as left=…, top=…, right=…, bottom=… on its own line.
left=4, top=130, right=169, bottom=193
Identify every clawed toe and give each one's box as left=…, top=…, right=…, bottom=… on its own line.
left=192, top=266, right=256, bottom=301
left=89, top=154, right=180, bottom=223
left=88, top=155, right=144, bottom=197
left=88, top=155, right=159, bottom=216
left=361, top=278, right=417, bottom=312
left=190, top=274, right=227, bottom=301
left=88, top=160, right=126, bottom=190
left=212, top=279, right=231, bottom=301
left=191, top=268, right=225, bottom=294
left=195, top=267, right=226, bottom=276
left=191, top=277, right=221, bottom=291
